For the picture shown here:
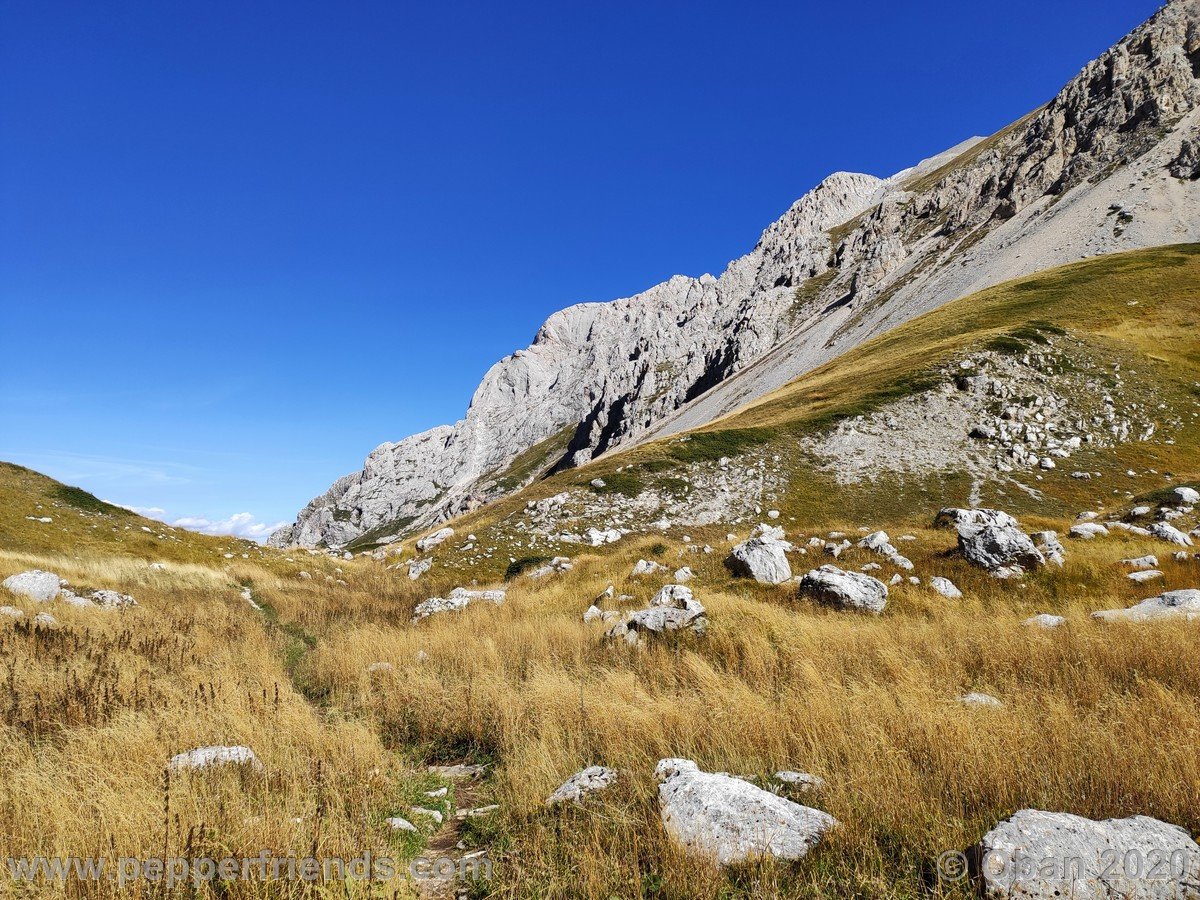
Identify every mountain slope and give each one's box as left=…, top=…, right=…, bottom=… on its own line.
left=274, top=0, right=1200, bottom=550
left=389, top=244, right=1200, bottom=581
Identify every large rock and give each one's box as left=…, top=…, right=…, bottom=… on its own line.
left=799, top=565, right=888, bottom=613
left=971, top=808, right=1200, bottom=899
left=656, top=758, right=837, bottom=866
left=957, top=523, right=1045, bottom=575
left=607, top=584, right=707, bottom=643
left=546, top=766, right=618, bottom=805
left=1174, top=486, right=1199, bottom=505
left=1092, top=589, right=1200, bottom=623
left=2, top=570, right=63, bottom=603
left=725, top=538, right=792, bottom=585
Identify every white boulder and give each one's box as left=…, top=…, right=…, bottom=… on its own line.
left=1149, top=522, right=1193, bottom=547
left=168, top=745, right=263, bottom=773
left=1092, top=589, right=1200, bottom=623
left=415, top=527, right=454, bottom=552
left=799, top=565, right=888, bottom=614
left=2, top=570, right=63, bottom=603
left=726, top=538, right=792, bottom=585
left=655, top=758, right=837, bottom=866
left=929, top=577, right=963, bottom=600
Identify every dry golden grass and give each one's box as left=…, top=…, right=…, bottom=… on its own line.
left=302, top=526, right=1200, bottom=898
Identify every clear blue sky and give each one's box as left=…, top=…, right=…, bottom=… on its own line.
left=0, top=0, right=1162, bottom=539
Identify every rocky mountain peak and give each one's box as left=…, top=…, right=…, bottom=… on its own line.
left=271, top=1, right=1200, bottom=550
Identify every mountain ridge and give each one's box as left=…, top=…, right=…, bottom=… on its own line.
left=273, top=0, right=1200, bottom=550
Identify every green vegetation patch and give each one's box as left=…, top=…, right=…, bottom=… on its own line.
left=665, top=427, right=778, bottom=464
left=590, top=471, right=643, bottom=497
left=50, top=483, right=131, bottom=517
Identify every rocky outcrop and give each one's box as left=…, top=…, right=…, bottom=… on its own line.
left=411, top=587, right=506, bottom=623
left=655, top=758, right=837, bottom=866
left=971, top=808, right=1200, bottom=899
left=274, top=0, right=1200, bottom=549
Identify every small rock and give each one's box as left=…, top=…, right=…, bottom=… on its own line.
left=773, top=772, right=825, bottom=792
left=1024, top=614, right=1065, bottom=629
left=929, top=577, right=963, bottom=599
left=385, top=817, right=417, bottom=832
left=725, top=538, right=792, bottom=585
left=1069, top=523, right=1109, bottom=540
left=415, top=527, right=454, bottom=552
left=546, top=766, right=618, bottom=805
left=1127, top=570, right=1163, bottom=584
left=958, top=692, right=1003, bottom=708
left=1149, top=522, right=1193, bottom=546
left=631, top=559, right=669, bottom=577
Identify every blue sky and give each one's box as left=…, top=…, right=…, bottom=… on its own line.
left=0, top=0, right=1162, bottom=539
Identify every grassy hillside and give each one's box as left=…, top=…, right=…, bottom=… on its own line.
left=2, top=245, right=1200, bottom=898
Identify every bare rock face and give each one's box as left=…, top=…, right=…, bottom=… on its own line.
left=273, top=0, right=1200, bottom=550
left=971, top=808, right=1200, bottom=899
left=656, top=758, right=838, bottom=866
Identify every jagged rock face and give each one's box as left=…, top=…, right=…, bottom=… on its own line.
left=274, top=0, right=1200, bottom=549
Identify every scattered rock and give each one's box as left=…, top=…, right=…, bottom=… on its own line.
left=546, top=766, right=618, bottom=805
left=1031, top=531, right=1066, bottom=566
left=773, top=772, right=825, bottom=793
left=33, top=612, right=58, bottom=627
left=958, top=692, right=1003, bottom=708
left=0, top=606, right=23, bottom=618
left=1149, top=522, right=1193, bottom=546
left=799, top=566, right=888, bottom=614
left=530, top=556, right=573, bottom=578
left=90, top=589, right=137, bottom=609
left=631, top=559, right=669, bottom=577
left=1127, top=569, right=1164, bottom=584
left=929, top=577, right=963, bottom=599
left=655, top=758, right=837, bottom=866
left=1174, top=486, right=1200, bottom=505
left=934, top=508, right=1018, bottom=530
left=407, top=558, right=432, bottom=580
left=971, top=809, right=1200, bottom=899
left=957, top=519, right=1045, bottom=575
left=410, top=807, right=444, bottom=825
left=385, top=816, right=417, bottom=832
left=1121, top=555, right=1158, bottom=570
left=674, top=566, right=695, bottom=583
left=1069, top=523, right=1109, bottom=540
left=412, top=587, right=505, bottom=623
